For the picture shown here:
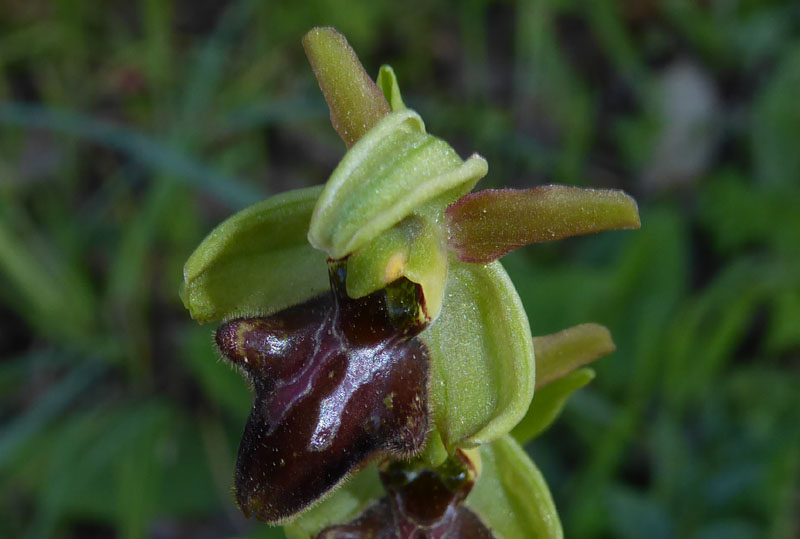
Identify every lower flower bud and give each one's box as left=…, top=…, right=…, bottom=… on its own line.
left=319, top=450, right=494, bottom=538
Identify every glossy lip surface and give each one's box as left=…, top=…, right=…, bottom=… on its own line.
left=215, top=267, right=430, bottom=523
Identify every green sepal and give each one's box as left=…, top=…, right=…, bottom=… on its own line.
left=181, top=186, right=328, bottom=323
left=533, top=323, right=615, bottom=389
left=346, top=215, right=448, bottom=320
left=420, top=259, right=535, bottom=450
left=377, top=64, right=406, bottom=111
left=511, top=367, right=595, bottom=445
left=446, top=186, right=641, bottom=263
left=302, top=27, right=391, bottom=148
left=282, top=464, right=384, bottom=539
left=466, top=435, right=563, bottom=539
left=308, top=109, right=488, bottom=260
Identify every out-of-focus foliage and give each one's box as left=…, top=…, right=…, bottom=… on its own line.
left=0, top=1, right=798, bottom=538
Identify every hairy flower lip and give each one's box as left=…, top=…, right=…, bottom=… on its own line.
left=215, top=268, right=432, bottom=523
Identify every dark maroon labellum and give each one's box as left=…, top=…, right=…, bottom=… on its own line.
left=318, top=451, right=495, bottom=538
left=215, top=263, right=431, bottom=523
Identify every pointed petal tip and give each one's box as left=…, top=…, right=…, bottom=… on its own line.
left=302, top=26, right=390, bottom=147
left=533, top=322, right=616, bottom=389
left=446, top=186, right=642, bottom=263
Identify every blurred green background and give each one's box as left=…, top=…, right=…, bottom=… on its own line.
left=1, top=1, right=798, bottom=537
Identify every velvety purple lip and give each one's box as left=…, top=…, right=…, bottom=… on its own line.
left=215, top=266, right=431, bottom=523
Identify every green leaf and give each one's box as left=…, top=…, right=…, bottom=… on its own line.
left=533, top=323, right=615, bottom=389
left=420, top=260, right=534, bottom=449
left=308, top=109, right=487, bottom=260
left=283, top=464, right=383, bottom=538
left=181, top=186, right=329, bottom=323
left=0, top=218, right=95, bottom=341
left=0, top=102, right=263, bottom=208
left=752, top=44, right=800, bottom=187
left=512, top=368, right=595, bottom=445
left=376, top=64, right=406, bottom=111
left=345, top=215, right=448, bottom=320
left=466, top=435, right=563, bottom=539
left=0, top=363, right=104, bottom=467
left=607, top=486, right=673, bottom=539
left=302, top=27, right=391, bottom=147
left=27, top=403, right=173, bottom=537
left=446, top=186, right=641, bottom=263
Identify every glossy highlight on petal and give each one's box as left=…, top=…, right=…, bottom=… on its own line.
left=215, top=265, right=431, bottom=523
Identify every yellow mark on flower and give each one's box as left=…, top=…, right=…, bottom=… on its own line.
left=384, top=392, right=395, bottom=410
left=384, top=252, right=408, bottom=283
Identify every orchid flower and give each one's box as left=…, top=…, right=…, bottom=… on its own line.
left=181, top=27, right=639, bottom=538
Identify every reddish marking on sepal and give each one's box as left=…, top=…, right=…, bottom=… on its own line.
left=446, top=186, right=640, bottom=263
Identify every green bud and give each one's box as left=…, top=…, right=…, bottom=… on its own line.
left=377, top=64, right=407, bottom=111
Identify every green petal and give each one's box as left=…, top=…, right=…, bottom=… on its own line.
left=467, top=435, right=563, bottom=539
left=420, top=260, right=535, bottom=449
left=511, top=368, right=595, bottom=445
left=376, top=64, right=406, bottom=111
left=283, top=464, right=383, bottom=538
left=308, top=109, right=487, bottom=259
left=181, top=186, right=328, bottom=323
left=533, top=323, right=615, bottom=389
left=302, top=27, right=390, bottom=147
left=345, top=215, right=448, bottom=320
left=446, top=186, right=641, bottom=263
